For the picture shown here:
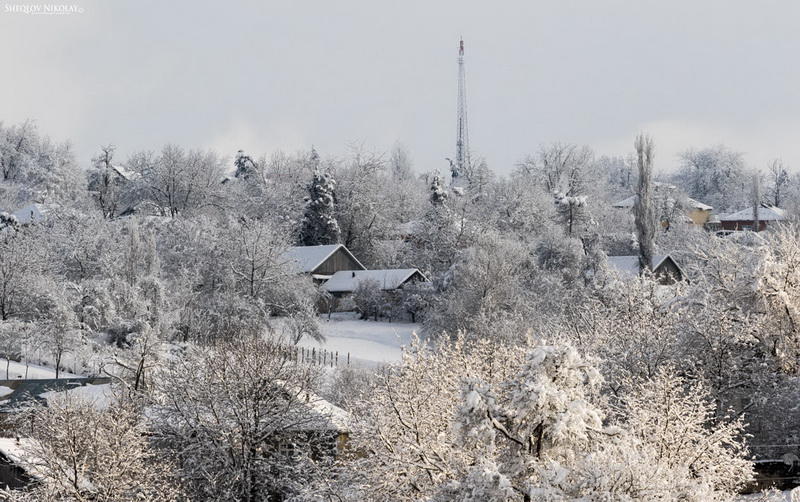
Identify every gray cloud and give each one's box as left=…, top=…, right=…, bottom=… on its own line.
left=2, top=0, right=800, bottom=174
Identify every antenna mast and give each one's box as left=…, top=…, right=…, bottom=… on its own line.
left=453, top=38, right=470, bottom=188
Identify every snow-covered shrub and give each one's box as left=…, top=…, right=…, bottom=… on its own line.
left=150, top=337, right=328, bottom=501
left=13, top=395, right=182, bottom=501
left=352, top=279, right=385, bottom=320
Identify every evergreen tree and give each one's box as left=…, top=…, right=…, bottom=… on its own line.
left=233, top=149, right=257, bottom=180
left=299, top=169, right=340, bottom=245
left=430, top=175, right=448, bottom=206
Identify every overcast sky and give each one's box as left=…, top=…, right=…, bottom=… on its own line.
left=2, top=0, right=800, bottom=175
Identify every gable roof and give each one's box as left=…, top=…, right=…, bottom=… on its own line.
left=282, top=244, right=365, bottom=274
left=606, top=255, right=680, bottom=278
left=719, top=205, right=787, bottom=222
left=322, top=269, right=427, bottom=293
left=111, top=164, right=140, bottom=181
left=298, top=390, right=351, bottom=432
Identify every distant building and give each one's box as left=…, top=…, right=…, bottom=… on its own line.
left=282, top=245, right=366, bottom=282
left=612, top=184, right=713, bottom=227
left=718, top=205, right=787, bottom=232
left=322, top=269, right=428, bottom=297
left=606, top=255, right=684, bottom=285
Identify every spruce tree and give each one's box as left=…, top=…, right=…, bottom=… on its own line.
left=299, top=169, right=341, bottom=245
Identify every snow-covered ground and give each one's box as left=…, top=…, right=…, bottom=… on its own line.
left=41, top=383, right=114, bottom=409
left=296, top=313, right=419, bottom=366
left=739, top=489, right=795, bottom=501
left=0, top=359, right=81, bottom=380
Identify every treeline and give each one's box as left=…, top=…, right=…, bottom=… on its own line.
left=2, top=119, right=800, bottom=500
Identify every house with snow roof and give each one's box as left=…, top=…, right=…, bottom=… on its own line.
left=282, top=244, right=366, bottom=282
left=321, top=269, right=428, bottom=297
left=612, top=183, right=713, bottom=227
left=718, top=205, right=787, bottom=232
left=606, top=255, right=684, bottom=285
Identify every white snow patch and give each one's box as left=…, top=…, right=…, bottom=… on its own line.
left=0, top=359, right=81, bottom=380
left=295, top=313, right=418, bottom=366
left=40, top=383, right=114, bottom=410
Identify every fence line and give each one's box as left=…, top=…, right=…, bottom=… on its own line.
left=290, top=345, right=349, bottom=368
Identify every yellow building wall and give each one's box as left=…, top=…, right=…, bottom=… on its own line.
left=687, top=209, right=711, bottom=226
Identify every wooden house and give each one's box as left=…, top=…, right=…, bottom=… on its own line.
left=282, top=245, right=366, bottom=282
left=606, top=255, right=684, bottom=285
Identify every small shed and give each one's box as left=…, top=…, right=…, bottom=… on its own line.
left=321, top=269, right=428, bottom=297
left=282, top=245, right=366, bottom=281
left=606, top=255, right=684, bottom=285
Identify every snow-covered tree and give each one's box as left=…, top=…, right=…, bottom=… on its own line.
left=766, top=159, right=790, bottom=208
left=87, top=144, right=120, bottom=218
left=673, top=146, right=748, bottom=212
left=150, top=337, right=327, bottom=501
left=424, top=232, right=536, bottom=341
left=634, top=134, right=656, bottom=273
left=0, top=228, right=44, bottom=321
left=299, top=169, right=340, bottom=246
left=14, top=394, right=181, bottom=501
left=553, top=191, right=588, bottom=236
left=430, top=175, right=448, bottom=206
left=233, top=149, right=258, bottom=180
left=128, top=145, right=225, bottom=217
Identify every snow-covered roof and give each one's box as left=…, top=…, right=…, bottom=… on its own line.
left=606, top=255, right=676, bottom=277
left=282, top=245, right=365, bottom=273
left=686, top=197, right=713, bottom=211
left=0, top=437, right=45, bottom=480
left=611, top=195, right=637, bottom=209
left=322, top=269, right=426, bottom=293
left=299, top=391, right=351, bottom=432
left=111, top=164, right=139, bottom=181
left=2, top=203, right=47, bottom=225
left=611, top=194, right=712, bottom=211
left=719, top=205, right=787, bottom=222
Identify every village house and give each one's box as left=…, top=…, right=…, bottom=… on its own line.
left=321, top=268, right=428, bottom=298
left=612, top=184, right=713, bottom=228
left=718, top=205, right=787, bottom=232
left=606, top=255, right=684, bottom=285
left=282, top=244, right=366, bottom=283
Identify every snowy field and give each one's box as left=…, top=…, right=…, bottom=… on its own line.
left=296, top=313, right=419, bottom=366
left=0, top=359, right=80, bottom=380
